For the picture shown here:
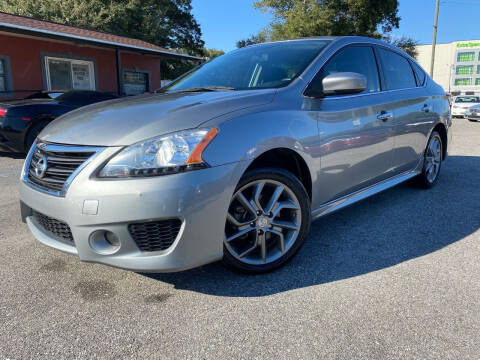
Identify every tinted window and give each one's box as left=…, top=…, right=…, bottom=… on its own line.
left=411, top=62, right=426, bottom=86
left=455, top=96, right=480, bottom=103
left=378, top=48, right=416, bottom=90
left=309, top=46, right=380, bottom=94
left=164, top=41, right=330, bottom=92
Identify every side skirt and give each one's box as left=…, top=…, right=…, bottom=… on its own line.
left=311, top=162, right=423, bottom=221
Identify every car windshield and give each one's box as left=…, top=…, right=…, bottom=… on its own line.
left=162, top=40, right=330, bottom=92
left=455, top=96, right=480, bottom=103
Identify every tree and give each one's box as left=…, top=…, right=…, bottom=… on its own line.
left=201, top=48, right=225, bottom=60
left=161, top=47, right=225, bottom=81
left=236, top=31, right=268, bottom=48
left=0, top=0, right=204, bottom=54
left=385, top=36, right=419, bottom=59
left=237, top=0, right=401, bottom=46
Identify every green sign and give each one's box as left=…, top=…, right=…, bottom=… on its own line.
left=457, top=42, right=480, bottom=48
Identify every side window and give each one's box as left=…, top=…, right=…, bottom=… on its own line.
left=411, top=62, right=426, bottom=86
left=309, top=46, right=380, bottom=95
left=377, top=48, right=416, bottom=90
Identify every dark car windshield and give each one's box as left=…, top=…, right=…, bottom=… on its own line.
left=455, top=96, right=480, bottom=103
left=162, top=40, right=330, bottom=92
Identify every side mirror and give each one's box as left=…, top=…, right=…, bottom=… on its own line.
left=322, top=72, right=367, bottom=96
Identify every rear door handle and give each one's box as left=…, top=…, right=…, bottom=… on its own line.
left=377, top=111, right=393, bottom=121
left=422, top=104, right=433, bottom=113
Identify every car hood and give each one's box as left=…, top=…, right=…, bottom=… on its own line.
left=40, top=90, right=275, bottom=146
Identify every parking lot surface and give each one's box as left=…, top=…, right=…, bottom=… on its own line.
left=0, top=119, right=479, bottom=359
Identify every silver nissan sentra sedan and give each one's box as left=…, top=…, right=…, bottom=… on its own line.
left=19, top=36, right=451, bottom=274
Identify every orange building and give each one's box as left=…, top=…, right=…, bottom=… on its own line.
left=0, top=12, right=200, bottom=99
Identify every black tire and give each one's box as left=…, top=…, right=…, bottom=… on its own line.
left=223, top=168, right=311, bottom=274
left=411, top=131, right=443, bottom=189
left=24, top=120, right=49, bottom=153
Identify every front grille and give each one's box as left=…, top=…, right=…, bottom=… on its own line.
left=33, top=211, right=74, bottom=244
left=128, top=219, right=182, bottom=252
left=27, top=143, right=98, bottom=195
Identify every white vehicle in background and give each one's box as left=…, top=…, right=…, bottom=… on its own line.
left=465, top=104, right=480, bottom=122
left=451, top=96, right=480, bottom=117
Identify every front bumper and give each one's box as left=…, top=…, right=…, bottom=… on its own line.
left=465, top=113, right=480, bottom=121
left=20, top=146, right=241, bottom=272
left=451, top=108, right=464, bottom=116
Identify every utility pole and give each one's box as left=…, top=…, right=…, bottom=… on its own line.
left=430, top=0, right=440, bottom=78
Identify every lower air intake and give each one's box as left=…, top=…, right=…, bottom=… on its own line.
left=128, top=219, right=182, bottom=252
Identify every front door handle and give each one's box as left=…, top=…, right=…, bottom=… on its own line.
left=422, top=104, right=433, bottom=113
left=377, top=111, right=393, bottom=122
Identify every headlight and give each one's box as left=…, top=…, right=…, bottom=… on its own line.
left=98, top=128, right=218, bottom=178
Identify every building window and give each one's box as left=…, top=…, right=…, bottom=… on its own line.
left=123, top=70, right=149, bottom=95
left=455, top=78, right=473, bottom=86
left=0, top=55, right=13, bottom=96
left=477, top=65, right=480, bottom=74
left=476, top=78, right=480, bottom=86
left=0, top=59, right=6, bottom=92
left=457, top=52, right=475, bottom=62
left=456, top=65, right=473, bottom=75
left=45, top=56, right=95, bottom=91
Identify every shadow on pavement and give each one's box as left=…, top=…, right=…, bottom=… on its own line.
left=0, top=151, right=25, bottom=159
left=144, top=155, right=479, bottom=296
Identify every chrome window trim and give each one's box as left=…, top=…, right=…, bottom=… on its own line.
left=22, top=141, right=105, bottom=197
left=319, top=86, right=427, bottom=101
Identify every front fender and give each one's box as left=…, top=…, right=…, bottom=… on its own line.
left=202, top=109, right=320, bottom=200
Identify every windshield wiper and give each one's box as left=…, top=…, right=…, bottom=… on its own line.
left=158, top=86, right=236, bottom=94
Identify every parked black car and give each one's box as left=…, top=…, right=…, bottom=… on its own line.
left=0, top=90, right=118, bottom=153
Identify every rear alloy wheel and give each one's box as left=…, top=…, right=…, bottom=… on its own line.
left=223, top=168, right=311, bottom=273
left=413, top=131, right=443, bottom=188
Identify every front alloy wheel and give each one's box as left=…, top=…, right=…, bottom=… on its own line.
left=223, top=168, right=311, bottom=273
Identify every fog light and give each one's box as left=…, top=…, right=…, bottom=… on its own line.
left=105, top=231, right=120, bottom=246
left=89, top=230, right=121, bottom=255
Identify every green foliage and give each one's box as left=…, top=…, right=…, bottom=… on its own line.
left=161, top=48, right=224, bottom=81
left=201, top=48, right=225, bottom=60
left=385, top=35, right=419, bottom=59
left=238, top=0, right=402, bottom=47
left=0, top=0, right=204, bottom=53
left=236, top=31, right=268, bottom=48
left=161, top=58, right=197, bottom=80
left=161, top=47, right=224, bottom=81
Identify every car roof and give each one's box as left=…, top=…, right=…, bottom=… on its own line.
left=242, top=36, right=411, bottom=58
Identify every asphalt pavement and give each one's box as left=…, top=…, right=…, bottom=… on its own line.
left=0, top=118, right=479, bottom=359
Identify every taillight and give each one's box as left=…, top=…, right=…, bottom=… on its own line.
left=0, top=108, right=6, bottom=117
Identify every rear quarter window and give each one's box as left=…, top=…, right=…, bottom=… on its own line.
left=377, top=48, right=417, bottom=90
left=411, top=62, right=426, bottom=86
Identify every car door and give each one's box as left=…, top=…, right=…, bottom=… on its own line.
left=304, top=45, right=395, bottom=204
left=375, top=47, right=433, bottom=174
